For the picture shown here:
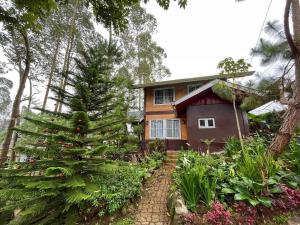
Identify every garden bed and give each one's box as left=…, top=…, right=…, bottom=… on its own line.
left=95, top=150, right=166, bottom=224
left=171, top=136, right=300, bottom=225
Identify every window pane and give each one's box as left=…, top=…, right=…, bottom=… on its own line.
left=155, top=90, right=164, bottom=104
left=166, top=120, right=179, bottom=138
left=188, top=84, right=202, bottom=93
left=164, top=89, right=174, bottom=103
left=199, top=119, right=205, bottom=127
left=166, top=120, right=173, bottom=137
left=151, top=121, right=156, bottom=138
left=173, top=120, right=179, bottom=137
left=208, top=119, right=214, bottom=127
left=157, top=120, right=164, bottom=138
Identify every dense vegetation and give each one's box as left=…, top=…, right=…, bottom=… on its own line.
left=173, top=134, right=300, bottom=225
left=0, top=40, right=166, bottom=224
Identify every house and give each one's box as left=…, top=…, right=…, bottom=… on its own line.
left=134, top=72, right=256, bottom=152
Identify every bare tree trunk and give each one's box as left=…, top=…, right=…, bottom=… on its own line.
left=42, top=38, right=60, bottom=110
left=268, top=0, right=300, bottom=155
left=232, top=95, right=244, bottom=150
left=55, top=0, right=79, bottom=112
left=9, top=109, right=20, bottom=162
left=0, top=31, right=30, bottom=166
left=27, top=76, right=32, bottom=111
left=57, top=38, right=74, bottom=113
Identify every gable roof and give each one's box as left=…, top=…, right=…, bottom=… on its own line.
left=133, top=71, right=255, bottom=88
left=175, top=79, right=261, bottom=106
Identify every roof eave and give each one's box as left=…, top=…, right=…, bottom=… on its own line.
left=133, top=71, right=255, bottom=89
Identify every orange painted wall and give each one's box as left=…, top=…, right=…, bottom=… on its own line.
left=143, top=83, right=196, bottom=140
left=145, top=83, right=189, bottom=112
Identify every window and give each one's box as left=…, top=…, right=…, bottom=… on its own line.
left=188, top=83, right=202, bottom=93
left=150, top=120, right=164, bottom=138
left=198, top=118, right=215, bottom=128
left=150, top=119, right=180, bottom=139
left=154, top=88, right=174, bottom=104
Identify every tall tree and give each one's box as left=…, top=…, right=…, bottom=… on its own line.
left=268, top=0, right=300, bottom=154
left=0, top=40, right=129, bottom=224
left=118, top=4, right=171, bottom=110
left=214, top=57, right=251, bottom=150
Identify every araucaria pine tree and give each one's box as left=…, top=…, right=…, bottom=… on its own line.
left=0, top=40, right=130, bottom=224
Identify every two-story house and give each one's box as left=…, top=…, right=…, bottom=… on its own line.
left=134, top=72, right=255, bottom=152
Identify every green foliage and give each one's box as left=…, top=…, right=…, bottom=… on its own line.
left=248, top=112, right=282, bottom=142
left=217, top=57, right=251, bottom=77
left=148, top=139, right=166, bottom=152
left=177, top=169, right=200, bottom=211
left=112, top=217, right=134, bottom=225
left=251, top=20, right=290, bottom=66
left=175, top=153, right=219, bottom=210
left=0, top=41, right=133, bottom=224
left=174, top=136, right=300, bottom=210
left=224, top=137, right=241, bottom=157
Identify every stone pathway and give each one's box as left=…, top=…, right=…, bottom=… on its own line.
left=133, top=164, right=175, bottom=225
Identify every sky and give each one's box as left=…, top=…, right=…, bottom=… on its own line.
left=144, top=0, right=285, bottom=80
left=1, top=0, right=286, bottom=105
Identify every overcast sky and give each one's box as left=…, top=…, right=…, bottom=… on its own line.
left=2, top=0, right=285, bottom=104
left=145, top=0, right=285, bottom=80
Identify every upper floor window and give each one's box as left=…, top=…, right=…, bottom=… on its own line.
left=188, top=83, right=202, bottom=93
left=154, top=88, right=174, bottom=104
left=198, top=118, right=215, bottom=129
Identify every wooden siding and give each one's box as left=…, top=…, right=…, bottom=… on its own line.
left=187, top=103, right=249, bottom=152
left=144, top=82, right=206, bottom=112
left=143, top=83, right=249, bottom=152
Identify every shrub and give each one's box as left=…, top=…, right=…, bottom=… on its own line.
left=224, top=137, right=241, bottom=157
left=181, top=213, right=199, bottom=225
left=233, top=201, right=257, bottom=225
left=177, top=168, right=201, bottom=211
left=148, top=139, right=165, bottom=152
left=204, top=201, right=233, bottom=225
left=272, top=185, right=300, bottom=211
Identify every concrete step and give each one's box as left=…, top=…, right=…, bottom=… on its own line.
left=166, top=159, right=178, bottom=164
left=166, top=154, right=178, bottom=159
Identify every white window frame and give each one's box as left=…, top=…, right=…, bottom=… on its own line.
left=198, top=118, right=216, bottom=129
left=153, top=87, right=175, bottom=105
left=187, top=83, right=202, bottom=94
left=150, top=119, right=181, bottom=139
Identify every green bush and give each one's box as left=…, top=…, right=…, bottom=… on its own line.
left=174, top=135, right=300, bottom=210
left=224, top=137, right=241, bottom=157
left=148, top=139, right=165, bottom=152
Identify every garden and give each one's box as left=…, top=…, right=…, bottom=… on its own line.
left=171, top=134, right=300, bottom=225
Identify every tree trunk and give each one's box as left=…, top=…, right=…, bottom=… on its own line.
left=27, top=76, right=32, bottom=111
left=233, top=94, right=244, bottom=150
left=268, top=0, right=300, bottom=154
left=57, top=37, right=74, bottom=113
left=9, top=108, right=20, bottom=162
left=55, top=0, right=79, bottom=112
left=0, top=31, right=30, bottom=166
left=42, top=38, right=60, bottom=110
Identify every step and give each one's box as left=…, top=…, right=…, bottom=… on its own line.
left=166, top=159, right=178, bottom=164
left=166, top=154, right=178, bottom=159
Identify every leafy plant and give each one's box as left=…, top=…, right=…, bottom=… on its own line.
left=148, top=139, right=166, bottom=153
left=204, top=201, right=233, bottom=225
left=224, top=137, right=241, bottom=157
left=177, top=168, right=201, bottom=211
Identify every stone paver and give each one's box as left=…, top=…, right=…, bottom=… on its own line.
left=133, top=164, right=175, bottom=225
